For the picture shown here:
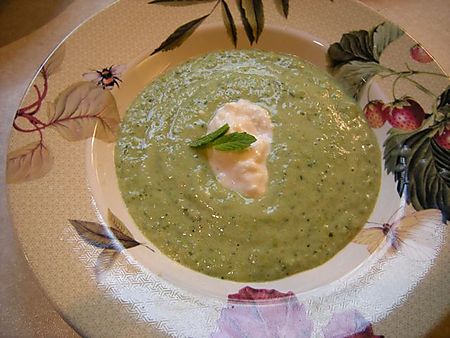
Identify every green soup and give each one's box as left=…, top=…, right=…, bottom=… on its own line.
left=115, top=50, right=380, bottom=282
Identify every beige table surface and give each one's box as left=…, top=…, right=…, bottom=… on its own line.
left=0, top=0, right=449, bottom=337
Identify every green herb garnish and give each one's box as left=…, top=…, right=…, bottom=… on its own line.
left=189, top=123, right=257, bottom=151
left=189, top=123, right=230, bottom=148
left=212, top=132, right=257, bottom=151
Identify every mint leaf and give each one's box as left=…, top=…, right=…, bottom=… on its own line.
left=212, top=132, right=257, bottom=151
left=189, top=123, right=257, bottom=151
left=189, top=124, right=229, bottom=148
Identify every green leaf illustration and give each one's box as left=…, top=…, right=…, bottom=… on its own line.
left=237, top=0, right=255, bottom=45
left=251, top=0, right=264, bottom=42
left=431, top=139, right=450, bottom=186
left=275, top=0, right=289, bottom=18
left=333, top=61, right=383, bottom=99
left=328, top=21, right=404, bottom=98
left=437, top=85, right=450, bottom=115
left=149, top=0, right=288, bottom=53
left=384, top=129, right=450, bottom=220
left=237, top=0, right=264, bottom=43
left=221, top=0, right=237, bottom=47
left=274, top=0, right=289, bottom=18
left=328, top=21, right=404, bottom=70
left=372, top=21, right=404, bottom=60
left=151, top=14, right=210, bottom=55
left=327, top=30, right=376, bottom=70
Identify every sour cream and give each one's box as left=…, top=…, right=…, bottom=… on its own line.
left=207, top=99, right=273, bottom=198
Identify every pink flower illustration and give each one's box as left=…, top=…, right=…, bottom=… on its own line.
left=211, top=287, right=313, bottom=338
left=323, top=309, right=383, bottom=338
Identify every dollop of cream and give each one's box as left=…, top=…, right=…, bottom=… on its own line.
left=207, top=99, right=273, bottom=198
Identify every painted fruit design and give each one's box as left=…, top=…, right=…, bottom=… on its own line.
left=386, top=98, right=426, bottom=131
left=363, top=100, right=389, bottom=128
left=410, top=44, right=433, bottom=63
left=434, top=127, right=450, bottom=150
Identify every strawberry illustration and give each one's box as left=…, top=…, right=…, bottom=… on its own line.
left=363, top=100, right=389, bottom=128
left=387, top=98, right=426, bottom=131
left=410, top=44, right=433, bottom=63
left=434, top=127, right=450, bottom=150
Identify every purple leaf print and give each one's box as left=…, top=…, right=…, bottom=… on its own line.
left=47, top=81, right=120, bottom=142
left=43, top=44, right=65, bottom=77
left=323, top=309, right=383, bottom=338
left=211, top=287, right=313, bottom=338
left=6, top=141, right=53, bottom=183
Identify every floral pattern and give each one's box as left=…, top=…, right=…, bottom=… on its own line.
left=6, top=45, right=123, bottom=183
left=328, top=21, right=450, bottom=221
left=212, top=287, right=383, bottom=338
left=211, top=287, right=313, bottom=338
left=323, top=310, right=383, bottom=338
left=7, top=7, right=450, bottom=337
left=327, top=21, right=449, bottom=258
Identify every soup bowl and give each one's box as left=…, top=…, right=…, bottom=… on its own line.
left=6, top=1, right=449, bottom=337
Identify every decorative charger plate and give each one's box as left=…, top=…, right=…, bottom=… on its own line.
left=6, top=0, right=449, bottom=337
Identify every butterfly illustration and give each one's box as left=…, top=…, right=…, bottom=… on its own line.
left=353, top=208, right=444, bottom=261
left=83, top=64, right=127, bottom=89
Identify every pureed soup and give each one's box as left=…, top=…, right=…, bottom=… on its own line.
left=115, top=50, right=381, bottom=282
